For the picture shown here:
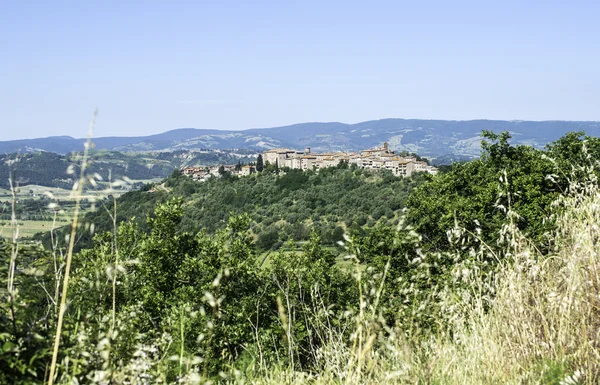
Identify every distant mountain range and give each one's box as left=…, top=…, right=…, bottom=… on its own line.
left=3, top=119, right=600, bottom=159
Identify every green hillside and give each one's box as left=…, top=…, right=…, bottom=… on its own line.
left=3, top=131, right=600, bottom=384
left=53, top=164, right=428, bottom=252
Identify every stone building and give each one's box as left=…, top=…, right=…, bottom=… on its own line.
left=262, top=142, right=438, bottom=177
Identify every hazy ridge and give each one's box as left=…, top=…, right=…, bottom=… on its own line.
left=3, top=119, right=600, bottom=158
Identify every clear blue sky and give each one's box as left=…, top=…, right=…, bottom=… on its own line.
left=1, top=0, right=599, bottom=140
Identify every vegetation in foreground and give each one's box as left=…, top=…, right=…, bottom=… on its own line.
left=1, top=131, right=600, bottom=384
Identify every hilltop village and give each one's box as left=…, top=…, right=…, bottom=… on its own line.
left=182, top=143, right=438, bottom=181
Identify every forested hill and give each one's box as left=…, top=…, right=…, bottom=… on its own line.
left=44, top=130, right=600, bottom=257
left=62, top=165, right=429, bottom=251
left=3, top=119, right=600, bottom=158
left=37, top=129, right=599, bottom=254
left=0, top=149, right=256, bottom=188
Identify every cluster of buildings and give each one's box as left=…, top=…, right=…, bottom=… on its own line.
left=182, top=143, right=438, bottom=181
left=182, top=164, right=255, bottom=181
left=262, top=143, right=438, bottom=177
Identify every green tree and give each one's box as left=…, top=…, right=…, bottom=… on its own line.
left=407, top=130, right=556, bottom=253
left=265, top=231, right=355, bottom=367
left=256, top=154, right=264, bottom=172
left=545, top=131, right=600, bottom=181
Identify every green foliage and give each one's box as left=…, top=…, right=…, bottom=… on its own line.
left=3, top=195, right=360, bottom=382
left=265, top=232, right=355, bottom=367
left=5, top=130, right=600, bottom=383
left=0, top=240, right=56, bottom=384
left=407, top=131, right=559, bottom=252
left=65, top=166, right=424, bottom=252
left=276, top=169, right=310, bottom=190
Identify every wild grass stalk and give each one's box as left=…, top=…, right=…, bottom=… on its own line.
left=47, top=111, right=96, bottom=385
left=102, top=170, right=120, bottom=330
left=7, top=169, right=18, bottom=293
left=5, top=161, right=21, bottom=347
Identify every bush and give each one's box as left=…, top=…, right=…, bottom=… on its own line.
left=258, top=228, right=280, bottom=250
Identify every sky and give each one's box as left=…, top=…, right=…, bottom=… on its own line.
left=1, top=0, right=599, bottom=140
